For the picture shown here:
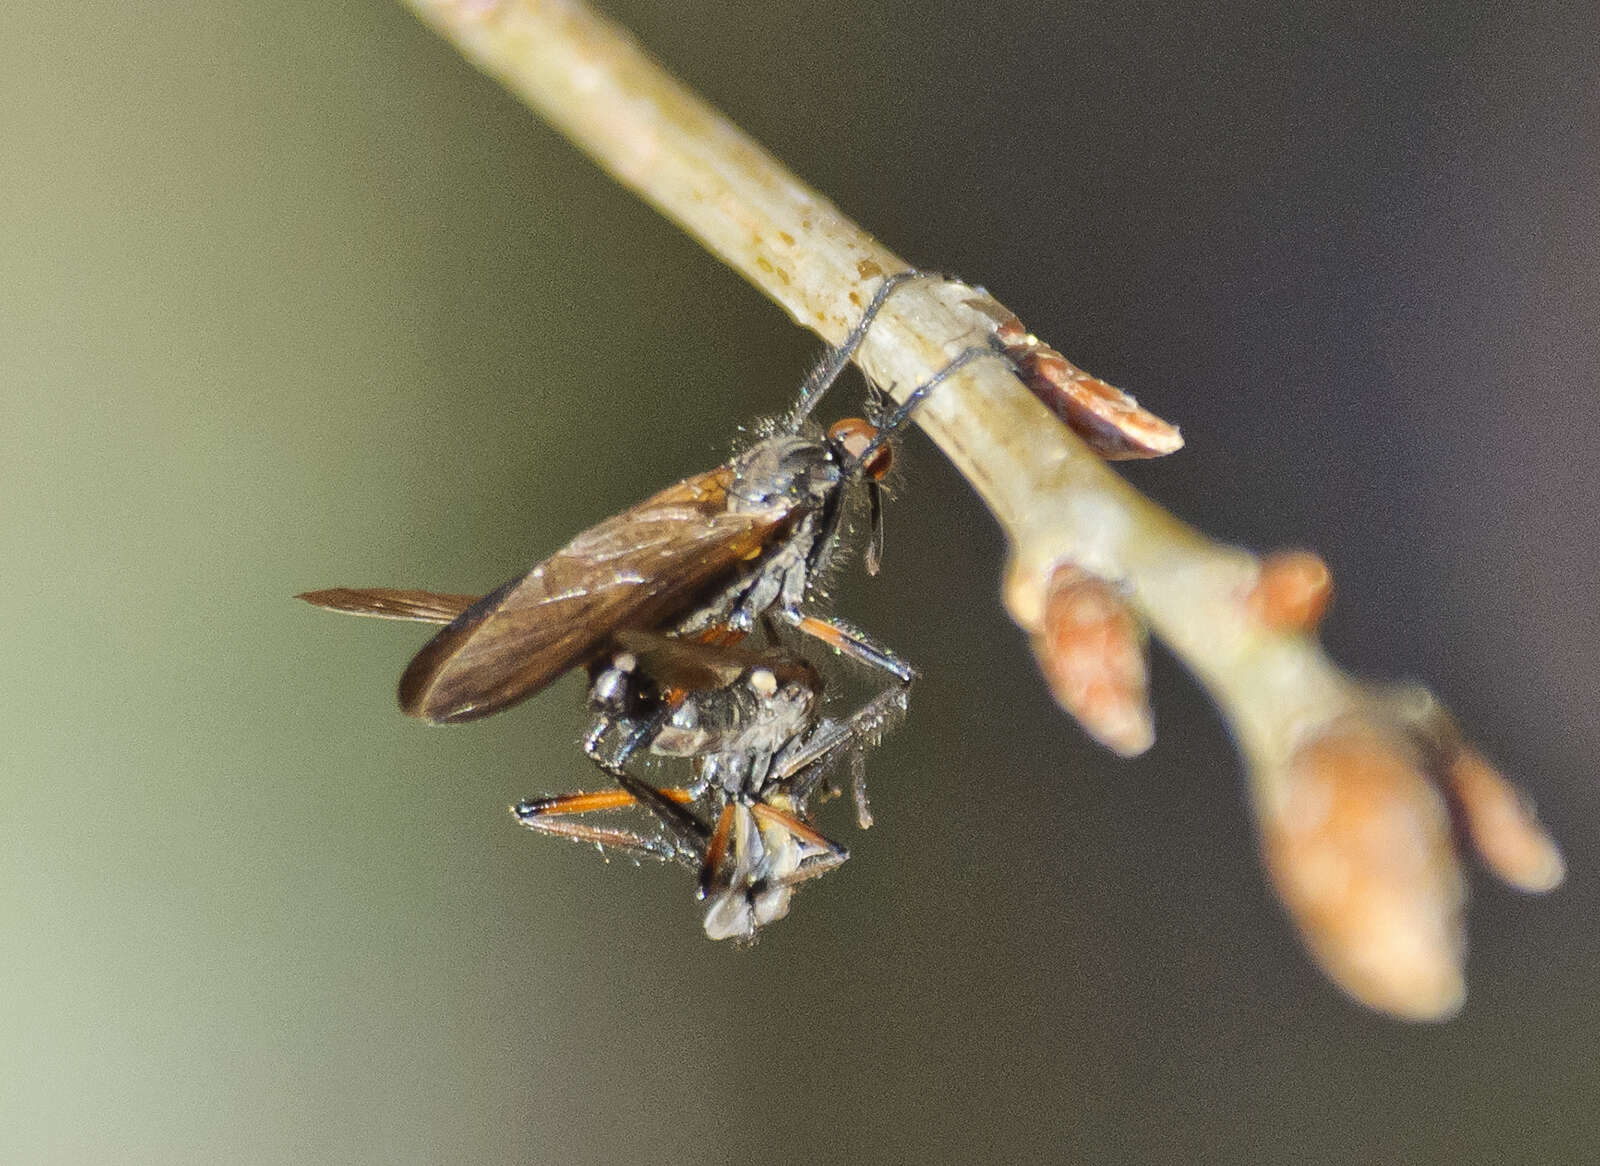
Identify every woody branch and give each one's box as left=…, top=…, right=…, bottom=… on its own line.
left=397, top=0, right=1563, bottom=1020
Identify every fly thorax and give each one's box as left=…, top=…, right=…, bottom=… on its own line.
left=744, top=682, right=814, bottom=757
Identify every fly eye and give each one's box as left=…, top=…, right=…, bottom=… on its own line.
left=827, top=417, right=893, bottom=480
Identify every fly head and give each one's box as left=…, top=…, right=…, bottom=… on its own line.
left=726, top=433, right=843, bottom=514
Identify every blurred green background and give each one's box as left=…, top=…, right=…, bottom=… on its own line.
left=5, top=1, right=1598, bottom=1162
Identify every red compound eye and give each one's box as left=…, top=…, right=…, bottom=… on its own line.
left=827, top=417, right=893, bottom=480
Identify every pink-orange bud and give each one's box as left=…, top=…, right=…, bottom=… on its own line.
left=1445, top=747, right=1565, bottom=893
left=1261, top=724, right=1467, bottom=1020
left=1247, top=550, right=1333, bottom=632
left=1033, top=566, right=1154, bottom=757
left=966, top=300, right=1184, bottom=459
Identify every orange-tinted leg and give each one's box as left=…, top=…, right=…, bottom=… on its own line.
left=785, top=611, right=916, bottom=683
left=749, top=801, right=847, bottom=860
left=516, top=787, right=692, bottom=817
left=697, top=802, right=738, bottom=899
left=511, top=786, right=697, bottom=863
left=612, top=770, right=713, bottom=860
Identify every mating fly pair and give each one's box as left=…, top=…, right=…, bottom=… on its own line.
left=301, top=270, right=1000, bottom=937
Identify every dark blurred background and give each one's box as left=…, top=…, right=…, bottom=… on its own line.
left=5, top=1, right=1597, bottom=1162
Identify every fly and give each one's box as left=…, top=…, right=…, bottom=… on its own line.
left=304, top=587, right=899, bottom=939
left=301, top=269, right=999, bottom=728
left=517, top=627, right=905, bottom=940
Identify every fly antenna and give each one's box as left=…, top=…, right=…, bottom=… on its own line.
left=787, top=269, right=936, bottom=429
left=846, top=344, right=1010, bottom=477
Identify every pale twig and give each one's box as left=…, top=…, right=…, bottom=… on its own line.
left=397, top=0, right=1563, bottom=1019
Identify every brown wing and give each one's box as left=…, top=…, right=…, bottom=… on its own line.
left=298, top=588, right=478, bottom=625
left=612, top=629, right=753, bottom=692
left=614, top=629, right=821, bottom=695
left=398, top=465, right=793, bottom=724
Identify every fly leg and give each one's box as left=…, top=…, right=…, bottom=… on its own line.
left=610, top=769, right=712, bottom=863
left=787, top=269, right=940, bottom=426
left=774, top=682, right=911, bottom=829
left=511, top=786, right=699, bottom=865
left=773, top=609, right=915, bottom=828
left=580, top=709, right=715, bottom=864
left=749, top=802, right=850, bottom=878
left=771, top=700, right=889, bottom=786
left=780, top=609, right=918, bottom=685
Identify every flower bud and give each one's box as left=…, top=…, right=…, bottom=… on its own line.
left=1261, top=724, right=1467, bottom=1020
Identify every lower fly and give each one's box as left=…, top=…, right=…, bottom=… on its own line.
left=511, top=629, right=906, bottom=939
